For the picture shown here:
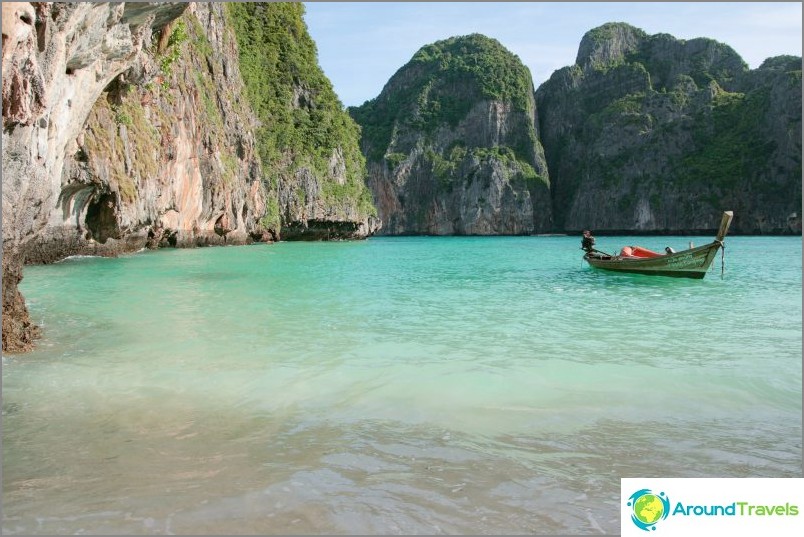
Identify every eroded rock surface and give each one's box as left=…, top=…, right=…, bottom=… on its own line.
left=351, top=34, right=552, bottom=235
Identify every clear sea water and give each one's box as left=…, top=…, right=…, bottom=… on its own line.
left=3, top=236, right=802, bottom=535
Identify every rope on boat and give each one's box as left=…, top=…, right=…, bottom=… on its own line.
left=718, top=240, right=726, bottom=278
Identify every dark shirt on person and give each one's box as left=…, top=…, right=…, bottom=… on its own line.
left=581, top=232, right=595, bottom=252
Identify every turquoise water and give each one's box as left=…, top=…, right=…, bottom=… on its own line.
left=3, top=236, right=801, bottom=534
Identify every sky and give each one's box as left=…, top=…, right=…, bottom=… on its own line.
left=303, top=2, right=803, bottom=108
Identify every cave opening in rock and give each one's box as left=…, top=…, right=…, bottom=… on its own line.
left=214, top=214, right=227, bottom=237
left=84, top=193, right=120, bottom=244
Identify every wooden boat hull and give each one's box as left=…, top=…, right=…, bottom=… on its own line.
left=584, top=242, right=722, bottom=279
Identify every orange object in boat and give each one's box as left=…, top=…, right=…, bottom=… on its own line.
left=630, top=246, right=663, bottom=258
left=620, top=246, right=633, bottom=257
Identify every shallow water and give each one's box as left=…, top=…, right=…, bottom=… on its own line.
left=3, top=236, right=801, bottom=534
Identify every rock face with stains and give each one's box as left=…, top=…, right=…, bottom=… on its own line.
left=20, top=3, right=271, bottom=267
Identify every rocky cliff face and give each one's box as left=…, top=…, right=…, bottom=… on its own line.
left=2, top=2, right=378, bottom=352
left=226, top=2, right=380, bottom=241
left=536, top=22, right=802, bottom=234
left=350, top=34, right=552, bottom=235
left=22, top=3, right=271, bottom=265
left=3, top=2, right=188, bottom=351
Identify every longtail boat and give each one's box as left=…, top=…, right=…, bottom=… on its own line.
left=582, top=211, right=734, bottom=279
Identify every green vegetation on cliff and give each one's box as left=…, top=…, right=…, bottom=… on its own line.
left=409, top=34, right=534, bottom=110
left=680, top=84, right=776, bottom=188
left=226, top=2, right=375, bottom=218
left=536, top=22, right=801, bottom=232
left=350, top=34, right=535, bottom=163
left=350, top=33, right=552, bottom=235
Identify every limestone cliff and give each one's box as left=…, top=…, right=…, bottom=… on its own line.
left=536, top=22, right=802, bottom=234
left=350, top=34, right=552, bottom=235
left=3, top=2, right=188, bottom=351
left=226, top=3, right=379, bottom=240
left=1, top=2, right=378, bottom=352
left=22, top=3, right=271, bottom=265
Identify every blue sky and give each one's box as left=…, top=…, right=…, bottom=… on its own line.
left=304, top=2, right=802, bottom=108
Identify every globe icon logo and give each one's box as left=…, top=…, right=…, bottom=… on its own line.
left=627, top=489, right=670, bottom=531
left=634, top=494, right=663, bottom=524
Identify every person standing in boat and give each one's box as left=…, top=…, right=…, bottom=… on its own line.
left=581, top=230, right=596, bottom=253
